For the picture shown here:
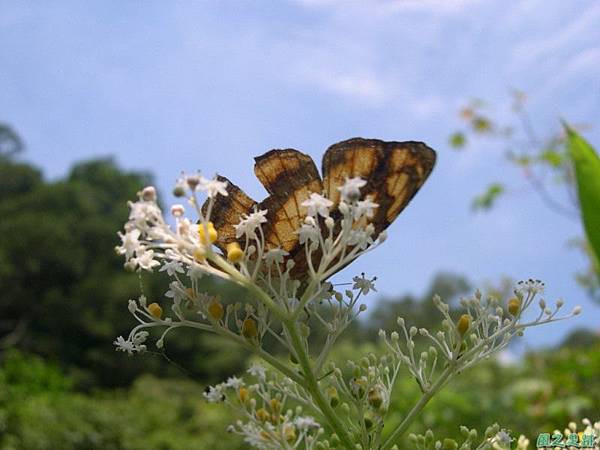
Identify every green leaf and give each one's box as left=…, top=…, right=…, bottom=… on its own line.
left=471, top=183, right=504, bottom=211
left=564, top=123, right=600, bottom=274
left=449, top=132, right=466, bottom=149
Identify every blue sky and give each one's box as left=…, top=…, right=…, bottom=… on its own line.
left=1, top=0, right=599, bottom=349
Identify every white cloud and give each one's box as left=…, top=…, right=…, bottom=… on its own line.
left=294, top=66, right=387, bottom=104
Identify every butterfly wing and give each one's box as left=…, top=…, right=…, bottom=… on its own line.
left=254, top=149, right=323, bottom=272
left=202, top=175, right=257, bottom=252
left=205, top=138, right=436, bottom=280
left=322, top=138, right=436, bottom=236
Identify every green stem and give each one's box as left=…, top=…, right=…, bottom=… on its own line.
left=284, top=319, right=355, bottom=450
left=185, top=319, right=303, bottom=385
left=380, top=366, right=454, bottom=450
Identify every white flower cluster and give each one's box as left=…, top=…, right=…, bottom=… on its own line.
left=114, top=175, right=381, bottom=361
left=408, top=424, right=513, bottom=450
left=380, top=280, right=580, bottom=394
left=205, top=364, right=324, bottom=450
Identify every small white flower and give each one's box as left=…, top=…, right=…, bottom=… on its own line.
left=118, top=229, right=141, bottom=259
left=298, top=217, right=320, bottom=244
left=138, top=295, right=147, bottom=307
left=133, top=249, right=161, bottom=271
left=353, top=274, right=377, bottom=295
left=338, top=177, right=366, bottom=202
left=165, top=281, right=186, bottom=306
left=302, top=193, right=333, bottom=218
left=114, top=336, right=136, bottom=355
left=159, top=260, right=185, bottom=277
left=235, top=210, right=268, bottom=239
left=187, top=264, right=205, bottom=280
left=247, top=363, right=267, bottom=380
left=294, top=416, right=320, bottom=431
left=354, top=198, right=379, bottom=220
left=127, top=299, right=137, bottom=313
left=132, top=330, right=149, bottom=345
left=225, top=376, right=244, bottom=389
left=204, top=384, right=225, bottom=403
left=264, top=248, right=289, bottom=266
left=496, top=429, right=513, bottom=446
left=128, top=201, right=161, bottom=229
left=347, top=229, right=373, bottom=250
left=199, top=176, right=228, bottom=198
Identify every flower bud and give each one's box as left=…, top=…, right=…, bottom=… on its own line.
left=208, top=300, right=224, bottom=321
left=255, top=408, right=269, bottom=422
left=141, top=186, right=157, bottom=201
left=238, top=387, right=250, bottom=403
left=507, top=297, right=521, bottom=316
left=226, top=242, right=244, bottom=263
left=148, top=303, right=163, bottom=319
left=328, top=387, right=340, bottom=407
left=283, top=424, right=296, bottom=443
left=193, top=246, right=207, bottom=261
left=199, top=222, right=218, bottom=244
left=270, top=398, right=281, bottom=413
left=171, top=204, right=185, bottom=217
left=364, top=411, right=375, bottom=430
left=442, top=438, right=458, bottom=450
left=173, top=184, right=186, bottom=197
left=368, top=387, right=384, bottom=409
left=457, top=314, right=471, bottom=336
left=241, top=318, right=258, bottom=339
left=186, top=175, right=200, bottom=190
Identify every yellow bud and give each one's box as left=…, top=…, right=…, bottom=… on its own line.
left=269, top=398, right=281, bottom=413
left=328, top=386, right=340, bottom=408
left=255, top=408, right=269, bottom=422
left=283, top=424, right=297, bottom=443
left=238, top=387, right=250, bottom=403
left=508, top=297, right=521, bottom=316
left=208, top=300, right=224, bottom=321
left=199, top=222, right=218, bottom=244
left=148, top=303, right=163, bottom=319
left=242, top=318, right=258, bottom=339
left=457, top=314, right=471, bottom=336
left=226, top=241, right=244, bottom=263
left=368, top=387, right=384, bottom=409
left=193, top=246, right=207, bottom=261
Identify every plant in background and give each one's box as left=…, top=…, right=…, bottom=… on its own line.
left=449, top=94, right=600, bottom=302
left=114, top=138, right=580, bottom=450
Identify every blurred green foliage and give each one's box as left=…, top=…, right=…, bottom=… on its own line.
left=449, top=95, right=600, bottom=302
left=0, top=144, right=248, bottom=388
left=0, top=350, right=244, bottom=450
left=565, top=125, right=600, bottom=280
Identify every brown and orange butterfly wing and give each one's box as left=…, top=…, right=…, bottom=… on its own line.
left=322, top=138, right=436, bottom=236
left=205, top=138, right=436, bottom=279
left=202, top=175, right=257, bottom=253
left=254, top=149, right=323, bottom=274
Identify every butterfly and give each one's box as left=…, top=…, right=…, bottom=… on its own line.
left=202, top=137, right=436, bottom=279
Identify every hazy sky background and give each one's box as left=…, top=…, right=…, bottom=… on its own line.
left=2, top=0, right=599, bottom=349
